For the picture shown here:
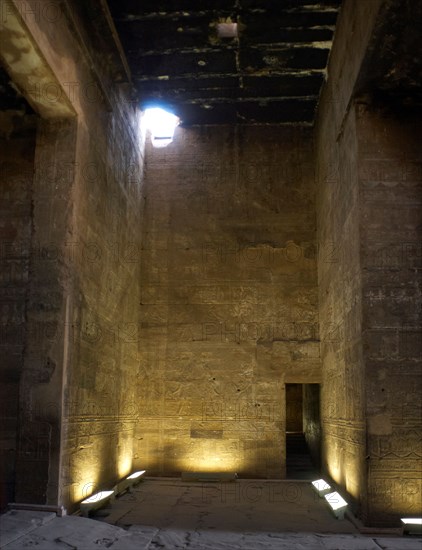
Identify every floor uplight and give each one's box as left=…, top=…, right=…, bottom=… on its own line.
left=115, top=470, right=146, bottom=495
left=127, top=470, right=146, bottom=481
left=324, top=491, right=348, bottom=519
left=401, top=518, right=422, bottom=535
left=312, top=479, right=332, bottom=497
left=80, top=490, right=114, bottom=516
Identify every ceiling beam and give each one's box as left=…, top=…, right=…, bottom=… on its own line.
left=129, top=42, right=333, bottom=58
left=108, top=0, right=342, bottom=19
left=133, top=69, right=327, bottom=83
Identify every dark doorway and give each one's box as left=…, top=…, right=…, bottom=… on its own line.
left=286, top=383, right=303, bottom=432
left=303, top=384, right=322, bottom=470
left=285, top=384, right=321, bottom=480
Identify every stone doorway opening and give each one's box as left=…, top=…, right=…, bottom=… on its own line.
left=285, top=384, right=321, bottom=480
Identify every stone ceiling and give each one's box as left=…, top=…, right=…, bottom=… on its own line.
left=107, top=0, right=343, bottom=125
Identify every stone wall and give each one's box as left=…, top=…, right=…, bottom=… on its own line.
left=314, top=0, right=382, bottom=519
left=2, top=0, right=419, bottom=524
left=316, top=100, right=366, bottom=509
left=15, top=117, right=78, bottom=505
left=315, top=0, right=421, bottom=526
left=0, top=0, right=145, bottom=511
left=61, top=95, right=144, bottom=508
left=135, top=125, right=320, bottom=478
left=358, top=104, right=422, bottom=525
left=0, top=114, right=36, bottom=510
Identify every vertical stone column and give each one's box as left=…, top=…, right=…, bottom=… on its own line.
left=15, top=118, right=77, bottom=505
left=357, top=104, right=422, bottom=525
left=0, top=115, right=37, bottom=510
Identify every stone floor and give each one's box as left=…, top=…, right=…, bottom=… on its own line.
left=1, top=479, right=421, bottom=549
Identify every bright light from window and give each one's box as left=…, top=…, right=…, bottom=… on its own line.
left=143, top=107, right=179, bottom=148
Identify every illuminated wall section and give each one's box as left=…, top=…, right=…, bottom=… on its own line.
left=135, top=125, right=320, bottom=478
left=316, top=100, right=366, bottom=505
left=358, top=106, right=422, bottom=525
left=316, top=0, right=422, bottom=523
left=315, top=0, right=393, bottom=525
left=0, top=0, right=145, bottom=510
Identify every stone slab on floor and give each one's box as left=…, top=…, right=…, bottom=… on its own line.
left=374, top=539, right=422, bottom=550
left=131, top=528, right=422, bottom=550
left=1, top=480, right=421, bottom=549
left=1, top=514, right=421, bottom=550
left=0, top=510, right=56, bottom=547
left=0, top=513, right=156, bottom=549
left=103, top=478, right=359, bottom=534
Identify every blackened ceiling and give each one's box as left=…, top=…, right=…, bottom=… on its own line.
left=357, top=0, right=422, bottom=109
left=107, top=0, right=343, bottom=125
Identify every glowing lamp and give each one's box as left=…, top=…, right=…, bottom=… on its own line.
left=324, top=491, right=348, bottom=519
left=143, top=107, right=179, bottom=148
left=312, top=479, right=332, bottom=497
left=80, top=490, right=114, bottom=516
left=127, top=470, right=146, bottom=481
left=114, top=470, right=146, bottom=496
left=401, top=518, right=422, bottom=535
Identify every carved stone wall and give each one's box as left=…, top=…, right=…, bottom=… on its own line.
left=60, top=98, right=144, bottom=509
left=135, top=125, right=320, bottom=478
left=2, top=0, right=419, bottom=525
left=315, top=0, right=422, bottom=524
left=358, top=105, right=422, bottom=525
left=314, top=2, right=372, bottom=496
left=316, top=101, right=367, bottom=509
left=0, top=115, right=36, bottom=510
left=0, top=0, right=145, bottom=511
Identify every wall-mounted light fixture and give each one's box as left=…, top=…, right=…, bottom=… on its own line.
left=312, top=479, right=332, bottom=497
left=324, top=491, right=348, bottom=520
left=217, top=22, right=238, bottom=38
left=401, top=518, right=422, bottom=535
left=80, top=490, right=114, bottom=517
left=143, top=107, right=179, bottom=148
